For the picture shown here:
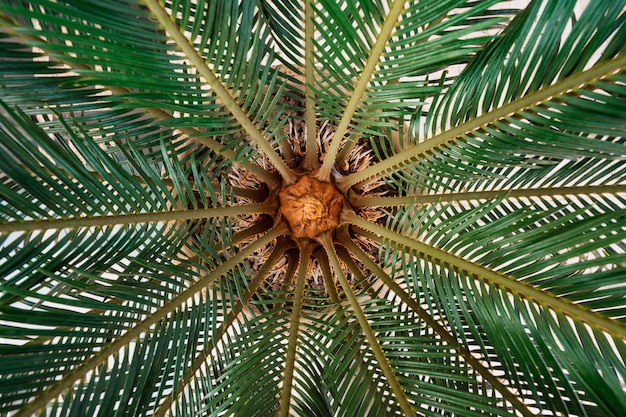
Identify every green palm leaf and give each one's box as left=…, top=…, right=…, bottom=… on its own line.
left=1, top=1, right=625, bottom=416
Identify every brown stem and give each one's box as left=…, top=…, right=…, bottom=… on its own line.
left=313, top=247, right=341, bottom=303
left=272, top=249, right=300, bottom=312
left=279, top=240, right=313, bottom=417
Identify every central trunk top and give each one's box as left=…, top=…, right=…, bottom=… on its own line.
left=278, top=175, right=344, bottom=239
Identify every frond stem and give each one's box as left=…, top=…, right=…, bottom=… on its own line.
left=317, top=232, right=415, bottom=416
left=302, top=0, right=320, bottom=171
left=278, top=241, right=312, bottom=417
left=142, top=0, right=299, bottom=185
left=337, top=234, right=536, bottom=417
left=0, top=202, right=275, bottom=233
left=344, top=212, right=626, bottom=339
left=336, top=244, right=379, bottom=302
left=314, top=248, right=340, bottom=303
left=273, top=249, right=300, bottom=311
left=338, top=54, right=626, bottom=190
left=13, top=222, right=287, bottom=417
left=315, top=0, right=407, bottom=182
left=277, top=132, right=296, bottom=166
left=349, top=184, right=626, bottom=208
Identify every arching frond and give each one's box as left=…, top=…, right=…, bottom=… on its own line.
left=350, top=209, right=626, bottom=416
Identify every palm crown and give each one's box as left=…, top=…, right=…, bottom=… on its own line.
left=1, top=0, right=625, bottom=416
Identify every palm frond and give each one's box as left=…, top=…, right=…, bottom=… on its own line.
left=319, top=232, right=416, bottom=415
left=0, top=0, right=284, bottom=185
left=384, top=192, right=626, bottom=319
left=338, top=232, right=534, bottom=416
left=258, top=0, right=305, bottom=68
left=296, top=305, right=403, bottom=417
left=144, top=0, right=298, bottom=183
left=351, top=209, right=626, bottom=416
left=315, top=0, right=517, bottom=176
left=436, top=0, right=626, bottom=129
left=3, top=222, right=283, bottom=417
left=339, top=6, right=626, bottom=192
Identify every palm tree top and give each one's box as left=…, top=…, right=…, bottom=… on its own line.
left=1, top=1, right=625, bottom=416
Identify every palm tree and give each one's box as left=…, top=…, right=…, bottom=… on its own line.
left=1, top=0, right=625, bottom=415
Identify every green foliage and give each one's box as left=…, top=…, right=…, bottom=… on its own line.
left=1, top=1, right=625, bottom=416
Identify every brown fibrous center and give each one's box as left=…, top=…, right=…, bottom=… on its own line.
left=301, top=197, right=325, bottom=220
left=278, top=175, right=344, bottom=239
